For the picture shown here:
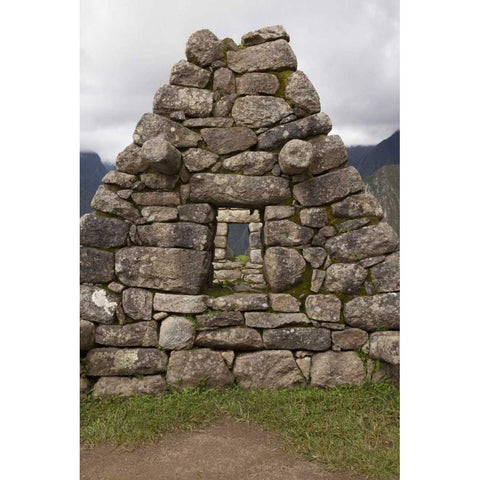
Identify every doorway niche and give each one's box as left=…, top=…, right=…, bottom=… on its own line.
left=212, top=208, right=266, bottom=291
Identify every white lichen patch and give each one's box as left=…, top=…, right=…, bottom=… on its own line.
left=92, top=289, right=117, bottom=316
left=113, top=350, right=139, bottom=369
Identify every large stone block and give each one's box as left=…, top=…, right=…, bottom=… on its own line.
left=170, top=60, right=211, bottom=88
left=325, top=223, right=399, bottom=262
left=232, top=96, right=292, bottom=128
left=115, top=247, right=210, bottom=294
left=153, top=85, right=213, bottom=118
left=136, top=222, right=212, bottom=250
left=236, top=73, right=279, bottom=95
left=80, top=247, right=115, bottom=284
left=133, top=113, right=201, bottom=147
left=263, top=327, right=331, bottom=351
left=92, top=375, right=166, bottom=397
left=331, top=328, right=369, bottom=350
left=324, top=264, right=368, bottom=294
left=302, top=247, right=327, bottom=268
left=95, top=321, right=158, bottom=347
left=227, top=39, right=297, bottom=73
left=213, top=67, right=236, bottom=96
left=153, top=293, right=207, bottom=313
left=233, top=351, right=305, bottom=389
left=80, top=285, right=118, bottom=324
left=80, top=320, right=95, bottom=351
left=344, top=293, right=400, bottom=331
left=141, top=206, right=178, bottom=223
left=190, top=173, right=291, bottom=207
left=310, top=351, right=365, bottom=387
left=371, top=252, right=400, bottom=292
left=115, top=143, right=149, bottom=174
left=222, top=151, right=276, bottom=175
left=122, top=288, right=153, bottom=320
left=305, top=295, right=342, bottom=323
left=166, top=349, right=234, bottom=389
left=257, top=112, right=332, bottom=151
left=206, top=294, right=268, bottom=311
left=86, top=348, right=168, bottom=376
left=285, top=71, right=321, bottom=115
left=186, top=29, right=225, bottom=67
left=196, top=311, right=244, bottom=329
left=369, top=331, right=400, bottom=365
left=269, top=293, right=300, bottom=312
left=263, top=247, right=306, bottom=292
left=278, top=139, right=314, bottom=175
left=308, top=135, right=348, bottom=174
left=264, top=206, right=295, bottom=221
left=80, top=214, right=129, bottom=248
left=241, top=25, right=290, bottom=46
left=141, top=136, right=182, bottom=174
left=195, top=327, right=263, bottom=350
left=182, top=148, right=219, bottom=173
left=159, top=316, right=195, bottom=350
left=200, top=127, right=257, bottom=155
left=245, top=312, right=312, bottom=328
left=90, top=185, right=141, bottom=222
left=331, top=192, right=384, bottom=218
left=293, top=166, right=364, bottom=206
left=264, top=220, right=314, bottom=246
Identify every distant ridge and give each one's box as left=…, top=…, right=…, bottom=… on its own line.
left=80, top=152, right=112, bottom=216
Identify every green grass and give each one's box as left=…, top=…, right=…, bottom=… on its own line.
left=81, top=382, right=399, bottom=479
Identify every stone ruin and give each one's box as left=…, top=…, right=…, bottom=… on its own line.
left=80, top=26, right=400, bottom=396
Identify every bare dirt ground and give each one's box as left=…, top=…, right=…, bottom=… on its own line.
left=81, top=416, right=367, bottom=480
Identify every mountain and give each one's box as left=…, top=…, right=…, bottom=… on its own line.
left=347, top=130, right=399, bottom=177
left=80, top=152, right=112, bottom=216
left=226, top=224, right=250, bottom=258
left=365, top=164, right=400, bottom=234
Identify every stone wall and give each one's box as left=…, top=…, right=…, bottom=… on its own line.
left=80, top=25, right=400, bottom=396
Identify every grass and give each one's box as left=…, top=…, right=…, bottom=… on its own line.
left=81, top=382, right=399, bottom=479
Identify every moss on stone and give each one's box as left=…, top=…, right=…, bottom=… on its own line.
left=272, top=70, right=294, bottom=99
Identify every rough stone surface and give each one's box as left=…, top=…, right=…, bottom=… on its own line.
left=115, top=247, right=210, bottom=294
left=325, top=223, right=399, bottom=262
left=86, top=348, right=168, bottom=376
left=206, top=294, right=268, bottom=311
left=305, top=295, right=341, bottom=323
left=80, top=247, right=115, bottom=284
left=371, top=252, right=400, bottom=292
left=264, top=206, right=295, bottom=221
left=310, top=351, right=365, bottom=387
left=331, top=193, right=384, bottom=219
left=257, top=112, right=332, bottom=151
left=332, top=328, right=369, bottom=350
left=92, top=375, right=166, bottom=397
left=269, top=293, right=300, bottom=312
left=141, top=206, right=178, bottom=223
left=137, top=222, right=211, bottom=250
left=131, top=191, right=181, bottom=206
left=195, top=327, right=263, bottom=350
left=153, top=294, right=207, bottom=314
left=186, top=29, right=225, bottom=67
left=190, top=173, right=290, bottom=207
left=232, top=96, right=292, bottom=128
left=311, top=270, right=326, bottom=293
left=90, top=185, right=141, bottom=222
left=133, top=113, right=201, bottom=147
left=293, top=166, right=364, bottom=206
left=178, top=203, right=214, bottom=224
left=80, top=214, right=129, bottom=248
left=263, top=247, right=306, bottom=292
left=223, top=151, right=276, bottom=175
left=236, top=73, right=279, bottom=95
left=153, top=85, right=213, bottom=118
left=302, top=247, right=327, bottom=268
left=170, top=60, right=211, bottom=88
left=115, top=143, right=149, bottom=174
left=324, top=264, right=368, bottom=294
left=183, top=117, right=234, bottom=128
left=299, top=208, right=328, bottom=228
left=182, top=148, right=219, bottom=173
left=241, top=25, right=290, bottom=46
left=95, top=321, right=158, bottom=347
left=80, top=285, right=118, bottom=324
left=285, top=71, right=321, bottom=115
left=196, top=312, right=244, bottom=330
left=122, top=288, right=153, bottom=320
left=278, top=139, right=313, bottom=174
left=369, top=331, right=400, bottom=365
left=166, top=349, right=234, bottom=389
left=159, top=316, right=196, bottom=350
left=213, top=94, right=236, bottom=117
left=228, top=39, right=296, bottom=73
left=141, top=136, right=182, bottom=175
left=245, top=312, right=312, bottom=328
left=213, top=68, right=236, bottom=96
left=263, top=327, right=331, bottom=351
left=234, top=350, right=305, bottom=389
left=264, top=220, right=313, bottom=246
left=102, top=171, right=142, bottom=190
left=344, top=293, right=400, bottom=331
left=140, top=173, right=179, bottom=191
left=80, top=320, right=95, bottom=351
left=201, top=127, right=257, bottom=155
left=308, top=135, right=348, bottom=174
left=336, top=218, right=371, bottom=233
left=216, top=209, right=260, bottom=223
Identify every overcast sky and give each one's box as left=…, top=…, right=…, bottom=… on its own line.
left=81, top=0, right=399, bottom=164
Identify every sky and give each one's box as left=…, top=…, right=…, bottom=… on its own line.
left=81, top=0, right=399, bottom=164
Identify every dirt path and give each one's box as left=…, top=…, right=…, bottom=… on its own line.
left=81, top=416, right=366, bottom=480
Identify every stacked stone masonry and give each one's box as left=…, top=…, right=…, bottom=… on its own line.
left=80, top=26, right=400, bottom=396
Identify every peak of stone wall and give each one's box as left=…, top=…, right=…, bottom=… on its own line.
left=80, top=26, right=400, bottom=396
